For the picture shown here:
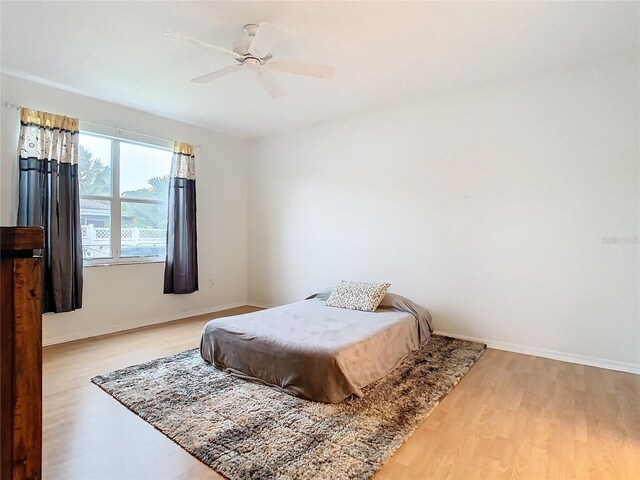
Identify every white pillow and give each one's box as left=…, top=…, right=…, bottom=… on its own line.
left=326, top=281, right=391, bottom=312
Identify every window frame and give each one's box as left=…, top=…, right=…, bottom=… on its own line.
left=79, top=128, right=172, bottom=267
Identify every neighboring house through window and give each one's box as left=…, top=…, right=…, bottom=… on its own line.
left=79, top=131, right=172, bottom=264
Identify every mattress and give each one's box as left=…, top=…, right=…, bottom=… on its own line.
left=200, top=296, right=431, bottom=403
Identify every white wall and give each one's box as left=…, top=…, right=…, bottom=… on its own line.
left=1, top=74, right=248, bottom=345
left=247, top=53, right=640, bottom=372
left=2, top=54, right=638, bottom=372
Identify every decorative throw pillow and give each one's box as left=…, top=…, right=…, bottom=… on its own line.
left=326, top=281, right=391, bottom=312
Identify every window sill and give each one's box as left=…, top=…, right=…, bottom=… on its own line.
left=84, top=259, right=165, bottom=268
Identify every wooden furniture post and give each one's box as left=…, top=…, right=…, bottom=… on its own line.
left=1, top=226, right=44, bottom=480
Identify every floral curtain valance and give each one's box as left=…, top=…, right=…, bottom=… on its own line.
left=170, top=142, right=196, bottom=179
left=19, top=108, right=80, bottom=163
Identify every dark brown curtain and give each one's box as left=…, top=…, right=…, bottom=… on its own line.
left=164, top=142, right=198, bottom=294
left=17, top=108, right=83, bottom=313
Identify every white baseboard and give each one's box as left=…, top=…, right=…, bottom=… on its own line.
left=435, top=330, right=640, bottom=375
left=247, top=300, right=277, bottom=309
left=43, top=301, right=247, bottom=347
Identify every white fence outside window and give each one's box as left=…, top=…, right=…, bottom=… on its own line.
left=81, top=224, right=166, bottom=259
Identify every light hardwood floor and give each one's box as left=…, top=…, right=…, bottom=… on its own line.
left=43, top=307, right=639, bottom=479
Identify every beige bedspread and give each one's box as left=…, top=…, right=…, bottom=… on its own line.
left=200, top=295, right=432, bottom=403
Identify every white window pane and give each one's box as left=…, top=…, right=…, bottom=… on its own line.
left=120, top=142, right=172, bottom=201
left=79, top=134, right=112, bottom=196
left=80, top=199, right=111, bottom=260
left=121, top=202, right=167, bottom=258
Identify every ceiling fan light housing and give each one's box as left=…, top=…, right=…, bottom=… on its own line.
left=244, top=57, right=261, bottom=70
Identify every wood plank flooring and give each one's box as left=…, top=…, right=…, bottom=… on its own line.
left=42, top=307, right=639, bottom=479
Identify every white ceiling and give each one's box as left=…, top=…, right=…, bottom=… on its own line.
left=1, top=1, right=638, bottom=138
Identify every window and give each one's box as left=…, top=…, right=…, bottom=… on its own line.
left=79, top=132, right=172, bottom=264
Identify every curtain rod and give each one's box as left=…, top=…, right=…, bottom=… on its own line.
left=3, top=101, right=201, bottom=150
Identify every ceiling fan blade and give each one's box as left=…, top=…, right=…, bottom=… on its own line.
left=248, top=22, right=285, bottom=58
left=267, top=60, right=335, bottom=80
left=191, top=65, right=244, bottom=83
left=253, top=67, right=285, bottom=98
left=165, top=32, right=241, bottom=58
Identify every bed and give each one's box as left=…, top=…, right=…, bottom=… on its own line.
left=200, top=292, right=432, bottom=403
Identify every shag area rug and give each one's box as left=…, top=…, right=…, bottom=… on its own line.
left=92, top=335, right=485, bottom=480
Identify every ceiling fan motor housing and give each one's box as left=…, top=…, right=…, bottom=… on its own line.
left=234, top=24, right=271, bottom=62
left=243, top=24, right=259, bottom=36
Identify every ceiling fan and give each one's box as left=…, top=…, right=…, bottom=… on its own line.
left=165, top=22, right=335, bottom=99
